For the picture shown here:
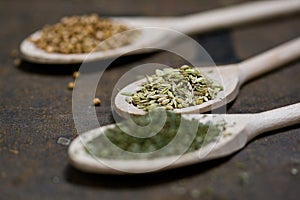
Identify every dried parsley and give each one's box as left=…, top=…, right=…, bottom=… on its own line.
left=86, top=110, right=224, bottom=160
left=125, top=65, right=222, bottom=111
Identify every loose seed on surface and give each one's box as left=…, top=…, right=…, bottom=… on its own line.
left=57, top=137, right=71, bottom=146
left=239, top=172, right=250, bottom=186
left=9, top=149, right=19, bottom=155
left=290, top=168, right=298, bottom=176
left=93, top=98, right=101, bottom=106
left=13, top=58, right=21, bottom=67
left=68, top=82, right=75, bottom=90
left=72, top=71, right=80, bottom=78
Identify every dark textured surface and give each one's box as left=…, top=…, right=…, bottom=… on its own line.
left=0, top=0, right=299, bottom=199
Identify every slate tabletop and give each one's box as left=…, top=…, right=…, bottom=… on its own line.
left=0, top=0, right=299, bottom=199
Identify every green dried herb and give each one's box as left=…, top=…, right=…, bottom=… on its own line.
left=125, top=65, right=222, bottom=111
left=239, top=172, right=250, bottom=186
left=87, top=110, right=224, bottom=160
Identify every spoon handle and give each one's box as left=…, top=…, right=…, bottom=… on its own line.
left=238, top=37, right=300, bottom=84
left=177, top=1, right=300, bottom=34
left=247, top=103, right=300, bottom=140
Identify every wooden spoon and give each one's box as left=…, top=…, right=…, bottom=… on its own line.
left=114, top=37, right=300, bottom=116
left=20, top=1, right=300, bottom=64
left=68, top=103, right=300, bottom=174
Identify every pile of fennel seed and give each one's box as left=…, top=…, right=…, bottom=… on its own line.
left=124, top=65, right=223, bottom=111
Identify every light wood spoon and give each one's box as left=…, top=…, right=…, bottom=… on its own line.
left=68, top=103, right=300, bottom=174
left=114, top=37, right=300, bottom=116
left=20, top=1, right=300, bottom=64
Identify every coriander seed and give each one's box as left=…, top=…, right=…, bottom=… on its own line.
left=9, top=149, right=19, bottom=155
left=93, top=98, right=101, bottom=106
left=30, top=14, right=138, bottom=54
left=13, top=58, right=21, bottom=67
left=68, top=82, right=75, bottom=90
left=72, top=71, right=80, bottom=78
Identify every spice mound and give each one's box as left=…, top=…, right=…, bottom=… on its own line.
left=124, top=65, right=223, bottom=111
left=87, top=110, right=224, bottom=160
left=30, top=14, right=137, bottom=54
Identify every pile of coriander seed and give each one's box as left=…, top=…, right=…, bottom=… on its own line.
left=30, top=14, right=135, bottom=54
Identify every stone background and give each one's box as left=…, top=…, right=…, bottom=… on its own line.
left=0, top=0, right=299, bottom=199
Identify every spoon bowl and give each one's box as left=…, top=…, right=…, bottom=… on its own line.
left=114, top=65, right=239, bottom=116
left=20, top=1, right=300, bottom=64
left=20, top=26, right=167, bottom=64
left=68, top=103, right=300, bottom=174
left=114, top=37, right=300, bottom=116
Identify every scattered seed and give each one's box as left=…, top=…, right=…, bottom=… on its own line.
left=57, top=137, right=71, bottom=146
left=290, top=168, right=298, bottom=176
left=239, top=172, right=250, bottom=186
left=93, top=98, right=101, bottom=106
left=72, top=71, right=80, bottom=78
left=13, top=58, right=21, bottom=67
left=68, top=82, right=75, bottom=90
left=9, top=149, right=19, bottom=155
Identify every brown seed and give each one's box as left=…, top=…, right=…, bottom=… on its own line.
left=9, top=149, right=19, bottom=155
left=46, top=46, right=55, bottom=52
left=68, top=82, right=75, bottom=90
left=93, top=98, right=101, bottom=106
left=30, top=14, right=137, bottom=54
left=13, top=58, right=21, bottom=67
left=72, top=71, right=80, bottom=78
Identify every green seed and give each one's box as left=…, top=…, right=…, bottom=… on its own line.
left=122, top=65, right=222, bottom=111
left=161, top=99, right=170, bottom=105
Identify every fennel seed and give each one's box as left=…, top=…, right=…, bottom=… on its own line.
left=124, top=65, right=222, bottom=111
